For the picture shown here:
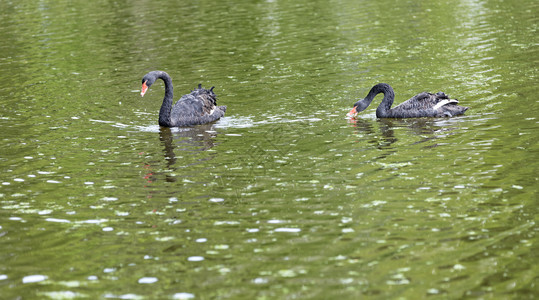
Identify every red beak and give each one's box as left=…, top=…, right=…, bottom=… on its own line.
left=346, top=106, right=357, bottom=118
left=141, top=81, right=148, bottom=97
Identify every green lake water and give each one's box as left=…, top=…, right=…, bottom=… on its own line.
left=0, top=0, right=537, bottom=298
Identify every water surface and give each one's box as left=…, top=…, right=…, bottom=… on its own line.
left=0, top=0, right=537, bottom=298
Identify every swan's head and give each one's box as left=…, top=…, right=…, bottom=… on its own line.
left=347, top=99, right=370, bottom=118
left=140, top=74, right=157, bottom=97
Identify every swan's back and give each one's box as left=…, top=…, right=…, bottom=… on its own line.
left=171, top=84, right=226, bottom=126
left=388, top=92, right=468, bottom=118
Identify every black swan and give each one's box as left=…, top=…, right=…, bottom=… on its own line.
left=140, top=71, right=226, bottom=127
left=347, top=83, right=468, bottom=118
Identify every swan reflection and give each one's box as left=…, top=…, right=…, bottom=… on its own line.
left=349, top=117, right=463, bottom=149
left=142, top=124, right=221, bottom=183
left=160, top=124, right=220, bottom=162
left=349, top=117, right=397, bottom=150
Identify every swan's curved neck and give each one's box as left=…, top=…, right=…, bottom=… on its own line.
left=156, top=71, right=174, bottom=127
left=366, top=83, right=394, bottom=118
